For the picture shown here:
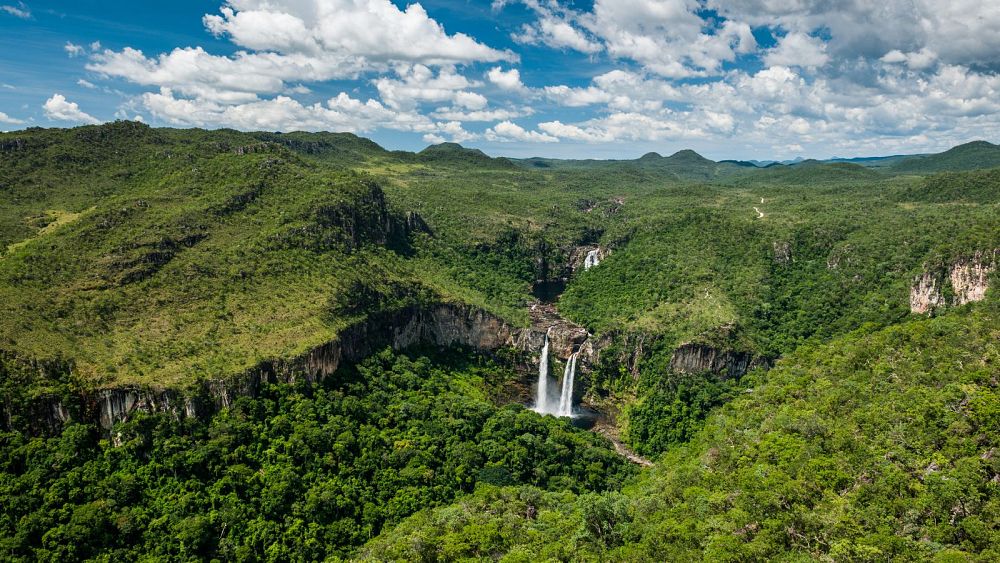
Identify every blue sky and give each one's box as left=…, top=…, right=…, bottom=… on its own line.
left=3, top=0, right=1000, bottom=160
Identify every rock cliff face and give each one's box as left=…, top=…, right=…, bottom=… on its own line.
left=950, top=250, right=996, bottom=306
left=6, top=299, right=772, bottom=436
left=910, top=272, right=945, bottom=314
left=910, top=249, right=996, bottom=314
left=3, top=304, right=552, bottom=435
left=668, top=343, right=768, bottom=380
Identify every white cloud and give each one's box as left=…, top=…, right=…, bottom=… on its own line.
left=141, top=88, right=435, bottom=132
left=881, top=48, right=937, bottom=70
left=485, top=120, right=558, bottom=143
left=763, top=32, right=829, bottom=69
left=431, top=106, right=533, bottom=122
left=88, top=46, right=363, bottom=103
left=43, top=94, right=100, bottom=124
left=543, top=84, right=612, bottom=107
left=708, top=0, right=1000, bottom=68
left=514, top=15, right=602, bottom=53
left=64, top=42, right=85, bottom=57
left=432, top=120, right=479, bottom=143
left=502, top=0, right=756, bottom=78
left=0, top=111, right=25, bottom=124
left=1, top=2, right=30, bottom=18
left=202, top=0, right=514, bottom=64
left=487, top=66, right=528, bottom=93
left=374, top=64, right=485, bottom=110
left=77, top=79, right=96, bottom=89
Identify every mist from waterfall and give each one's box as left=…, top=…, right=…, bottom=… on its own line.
left=557, top=352, right=578, bottom=417
left=584, top=249, right=600, bottom=270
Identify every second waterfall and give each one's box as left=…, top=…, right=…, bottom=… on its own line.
left=557, top=352, right=578, bottom=417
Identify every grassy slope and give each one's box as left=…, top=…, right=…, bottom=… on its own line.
left=0, top=125, right=518, bottom=391
left=362, top=299, right=1000, bottom=561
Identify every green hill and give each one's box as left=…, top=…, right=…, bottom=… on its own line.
left=416, top=142, right=515, bottom=168
left=889, top=140, right=1000, bottom=174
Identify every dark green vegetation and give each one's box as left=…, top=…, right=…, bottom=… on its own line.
left=2, top=123, right=999, bottom=560
left=0, top=350, right=630, bottom=561
left=365, top=301, right=1000, bottom=561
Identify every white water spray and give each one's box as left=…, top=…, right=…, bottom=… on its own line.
left=584, top=249, right=600, bottom=270
left=557, top=352, right=578, bottom=417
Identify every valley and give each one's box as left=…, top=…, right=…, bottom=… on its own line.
left=1, top=124, right=998, bottom=561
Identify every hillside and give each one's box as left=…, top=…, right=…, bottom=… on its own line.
left=889, top=140, right=1000, bottom=174
left=1, top=125, right=999, bottom=560
left=363, top=300, right=1000, bottom=561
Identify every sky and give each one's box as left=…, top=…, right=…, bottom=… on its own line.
left=2, top=0, right=1000, bottom=160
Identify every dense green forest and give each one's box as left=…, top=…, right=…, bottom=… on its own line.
left=1, top=124, right=998, bottom=560
left=1, top=350, right=630, bottom=560
left=365, top=301, right=1000, bottom=561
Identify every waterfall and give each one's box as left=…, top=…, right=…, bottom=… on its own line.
left=557, top=352, right=578, bottom=417
left=584, top=249, right=600, bottom=270
left=534, top=332, right=551, bottom=413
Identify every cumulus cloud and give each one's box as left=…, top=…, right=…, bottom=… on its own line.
left=485, top=120, right=558, bottom=142
left=431, top=106, right=533, bottom=122
left=78, top=0, right=523, bottom=137
left=501, top=0, right=755, bottom=78
left=141, top=88, right=433, bottom=132
left=487, top=67, right=528, bottom=93
left=64, top=42, right=85, bottom=57
left=43, top=94, right=100, bottom=124
left=202, top=0, right=514, bottom=64
left=0, top=111, right=25, bottom=124
left=763, top=32, right=829, bottom=69
left=1, top=2, right=30, bottom=18
left=708, top=0, right=1000, bottom=69
left=51, top=0, right=1000, bottom=155
left=374, top=64, right=485, bottom=110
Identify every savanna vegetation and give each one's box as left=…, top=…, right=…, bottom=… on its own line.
left=1, top=123, right=998, bottom=560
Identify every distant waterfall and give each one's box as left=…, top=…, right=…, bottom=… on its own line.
left=557, top=352, right=578, bottom=417
left=584, top=249, right=600, bottom=270
left=534, top=332, right=551, bottom=413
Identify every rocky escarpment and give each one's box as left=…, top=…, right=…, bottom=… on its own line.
left=668, top=343, right=769, bottom=380
left=910, top=249, right=997, bottom=314
left=1, top=304, right=542, bottom=436
left=5, top=299, right=770, bottom=437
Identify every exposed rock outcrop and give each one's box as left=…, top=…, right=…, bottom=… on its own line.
left=910, top=271, right=945, bottom=314
left=3, top=304, right=556, bottom=435
left=910, top=249, right=997, bottom=314
left=951, top=250, right=996, bottom=305
left=669, top=342, right=768, bottom=380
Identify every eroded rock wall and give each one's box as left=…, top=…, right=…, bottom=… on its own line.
left=911, top=249, right=997, bottom=314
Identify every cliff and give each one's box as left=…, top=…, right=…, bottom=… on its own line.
left=4, top=298, right=770, bottom=438
left=668, top=343, right=768, bottom=380
left=910, top=249, right=997, bottom=314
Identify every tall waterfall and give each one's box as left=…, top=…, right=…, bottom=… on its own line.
left=557, top=352, right=578, bottom=417
left=584, top=249, right=600, bottom=270
left=534, top=332, right=551, bottom=413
